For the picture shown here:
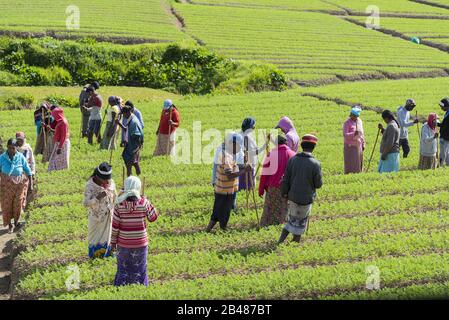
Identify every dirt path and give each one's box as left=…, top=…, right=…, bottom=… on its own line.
left=0, top=216, right=15, bottom=300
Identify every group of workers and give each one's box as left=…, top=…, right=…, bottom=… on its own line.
left=5, top=85, right=449, bottom=287
left=343, top=97, right=449, bottom=174
left=78, top=82, right=181, bottom=176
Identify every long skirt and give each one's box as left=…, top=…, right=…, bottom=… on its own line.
left=0, top=174, right=29, bottom=227
left=100, top=122, right=118, bottom=150
left=284, top=200, right=312, bottom=236
left=114, top=246, right=148, bottom=286
left=378, top=152, right=400, bottom=173
left=42, top=131, right=55, bottom=163
left=260, top=187, right=288, bottom=227
left=48, top=139, right=70, bottom=172
left=153, top=133, right=175, bottom=156
left=344, top=145, right=363, bottom=174
left=211, top=193, right=234, bottom=229
left=418, top=154, right=437, bottom=170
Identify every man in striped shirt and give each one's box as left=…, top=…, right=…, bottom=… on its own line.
left=206, top=133, right=252, bottom=232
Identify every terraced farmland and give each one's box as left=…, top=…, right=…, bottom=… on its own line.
left=174, top=3, right=449, bottom=84
left=0, top=0, right=186, bottom=42
left=2, top=0, right=449, bottom=301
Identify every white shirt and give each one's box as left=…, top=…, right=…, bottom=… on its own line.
left=420, top=123, right=437, bottom=157
left=397, top=106, right=415, bottom=139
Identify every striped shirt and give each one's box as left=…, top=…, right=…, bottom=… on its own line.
left=111, top=197, right=158, bottom=248
left=214, top=151, right=239, bottom=195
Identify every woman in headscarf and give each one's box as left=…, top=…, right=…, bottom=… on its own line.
left=112, top=176, right=158, bottom=286
left=153, top=99, right=180, bottom=156
left=343, top=106, right=365, bottom=174
left=0, top=139, right=33, bottom=233
left=41, top=105, right=58, bottom=163
left=275, top=116, right=299, bottom=153
left=101, top=96, right=122, bottom=150
left=16, top=132, right=36, bottom=207
left=48, top=107, right=70, bottom=172
left=84, top=162, right=117, bottom=258
left=259, top=134, right=296, bottom=227
left=419, top=113, right=439, bottom=170
left=378, top=110, right=401, bottom=173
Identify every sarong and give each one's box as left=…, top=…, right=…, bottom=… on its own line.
left=42, top=131, right=55, bottom=163
left=260, top=187, right=288, bottom=227
left=378, top=152, right=400, bottom=173
left=211, top=193, right=234, bottom=229
left=153, top=133, right=175, bottom=156
left=418, top=154, right=437, bottom=170
left=284, top=200, right=312, bottom=236
left=238, top=168, right=255, bottom=191
left=0, top=174, right=29, bottom=227
left=48, top=139, right=70, bottom=172
left=344, top=145, right=363, bottom=174
left=100, top=121, right=118, bottom=150
left=114, top=246, right=148, bottom=286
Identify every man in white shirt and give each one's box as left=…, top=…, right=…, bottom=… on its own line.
left=397, top=99, right=419, bottom=158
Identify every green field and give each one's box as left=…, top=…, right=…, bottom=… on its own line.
left=2, top=0, right=449, bottom=301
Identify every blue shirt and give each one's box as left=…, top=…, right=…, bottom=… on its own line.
left=0, top=152, right=32, bottom=177
left=133, top=108, right=144, bottom=129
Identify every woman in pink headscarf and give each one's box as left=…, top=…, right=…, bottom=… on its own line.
left=343, top=107, right=365, bottom=174
left=275, top=116, right=299, bottom=153
left=48, top=107, right=71, bottom=172
left=419, top=113, right=439, bottom=170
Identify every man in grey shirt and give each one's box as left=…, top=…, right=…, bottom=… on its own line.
left=397, top=99, right=419, bottom=158
left=278, top=134, right=323, bottom=244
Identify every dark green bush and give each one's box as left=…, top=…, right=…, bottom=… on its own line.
left=0, top=37, right=288, bottom=94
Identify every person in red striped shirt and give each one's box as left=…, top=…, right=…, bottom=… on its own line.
left=111, top=176, right=158, bottom=286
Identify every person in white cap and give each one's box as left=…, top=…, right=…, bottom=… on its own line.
left=397, top=99, right=419, bottom=158
left=343, top=106, right=365, bottom=174
left=153, top=99, right=181, bottom=156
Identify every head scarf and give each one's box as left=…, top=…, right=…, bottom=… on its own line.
left=241, top=117, right=256, bottom=133
left=108, top=96, right=117, bottom=106
left=163, top=99, right=173, bottom=110
left=51, top=108, right=65, bottom=122
left=15, top=132, right=25, bottom=140
left=350, top=106, right=362, bottom=118
left=116, top=176, right=141, bottom=204
left=7, top=138, right=17, bottom=147
left=427, top=113, right=437, bottom=132
left=93, top=162, right=113, bottom=181
left=275, top=116, right=295, bottom=133
left=276, top=134, right=287, bottom=146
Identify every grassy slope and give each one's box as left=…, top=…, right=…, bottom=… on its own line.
left=0, top=0, right=186, bottom=41
left=174, top=3, right=449, bottom=84
left=2, top=83, right=448, bottom=299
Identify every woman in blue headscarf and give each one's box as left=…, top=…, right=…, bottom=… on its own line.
left=343, top=106, right=365, bottom=174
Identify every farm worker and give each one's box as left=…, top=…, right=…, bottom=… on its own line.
left=84, top=162, right=117, bottom=258
left=16, top=132, right=36, bottom=207
left=419, top=113, right=439, bottom=170
left=112, top=176, right=158, bottom=286
left=0, top=138, right=33, bottom=234
left=125, top=101, right=144, bottom=129
left=153, top=99, right=181, bottom=156
left=34, top=102, right=52, bottom=157
left=397, top=99, right=419, bottom=158
left=48, top=107, right=71, bottom=172
left=83, top=86, right=103, bottom=145
left=206, top=133, right=252, bottom=232
left=278, top=134, right=322, bottom=244
left=41, top=106, right=58, bottom=164
left=79, top=82, right=99, bottom=137
left=275, top=116, right=299, bottom=153
left=437, top=98, right=449, bottom=166
left=377, top=110, right=401, bottom=173
left=259, top=134, right=296, bottom=227
left=343, top=106, right=365, bottom=174
left=101, top=96, right=122, bottom=150
left=117, top=105, right=144, bottom=177
left=238, top=117, right=270, bottom=190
